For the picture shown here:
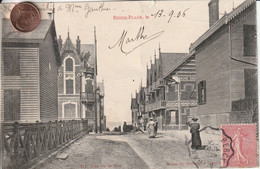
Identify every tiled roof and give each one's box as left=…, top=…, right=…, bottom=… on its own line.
left=2, top=19, right=52, bottom=43
left=160, top=53, right=187, bottom=77
left=190, top=0, right=255, bottom=51
left=61, top=33, right=77, bottom=53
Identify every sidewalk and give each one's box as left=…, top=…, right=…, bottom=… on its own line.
left=158, top=129, right=222, bottom=168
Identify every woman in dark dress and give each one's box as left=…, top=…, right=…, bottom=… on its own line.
left=187, top=118, right=202, bottom=149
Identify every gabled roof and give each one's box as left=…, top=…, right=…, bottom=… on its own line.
left=190, top=0, right=255, bottom=51
left=61, top=33, right=77, bottom=54
left=131, top=98, right=138, bottom=109
left=160, top=52, right=187, bottom=77
left=3, top=19, right=52, bottom=43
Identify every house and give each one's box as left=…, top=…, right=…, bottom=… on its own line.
left=57, top=28, right=105, bottom=132
left=1, top=18, right=60, bottom=122
left=190, top=0, right=257, bottom=126
left=144, top=48, right=197, bottom=130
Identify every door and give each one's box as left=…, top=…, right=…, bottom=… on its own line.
left=4, top=89, right=20, bottom=121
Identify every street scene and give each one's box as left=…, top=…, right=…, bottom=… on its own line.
left=0, top=0, right=258, bottom=168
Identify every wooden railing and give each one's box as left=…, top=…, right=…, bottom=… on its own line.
left=2, top=120, right=88, bottom=169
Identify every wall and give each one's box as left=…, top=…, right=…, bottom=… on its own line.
left=230, top=5, right=257, bottom=102
left=195, top=25, right=231, bottom=120
left=39, top=27, right=58, bottom=122
left=1, top=46, right=40, bottom=122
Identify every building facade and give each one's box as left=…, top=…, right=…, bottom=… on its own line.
left=57, top=29, right=106, bottom=132
left=1, top=19, right=60, bottom=122
left=131, top=48, right=197, bottom=130
left=190, top=0, right=257, bottom=127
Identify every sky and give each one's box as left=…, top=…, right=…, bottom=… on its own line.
left=52, top=0, right=246, bottom=129
left=1, top=0, right=246, bottom=129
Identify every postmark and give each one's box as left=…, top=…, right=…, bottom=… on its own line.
left=221, top=124, right=257, bottom=168
left=10, top=2, right=40, bottom=32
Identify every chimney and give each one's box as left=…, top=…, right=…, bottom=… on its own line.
left=208, top=0, right=219, bottom=27
left=76, top=36, right=81, bottom=55
left=58, top=35, right=62, bottom=51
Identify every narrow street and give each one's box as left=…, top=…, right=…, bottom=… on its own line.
left=41, top=130, right=222, bottom=169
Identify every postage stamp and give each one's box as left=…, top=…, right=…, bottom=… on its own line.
left=221, top=124, right=257, bottom=168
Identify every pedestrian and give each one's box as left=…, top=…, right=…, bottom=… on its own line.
left=154, top=121, right=158, bottom=135
left=187, top=118, right=202, bottom=149
left=133, top=123, right=144, bottom=134
left=147, top=118, right=156, bottom=138
left=123, top=122, right=127, bottom=132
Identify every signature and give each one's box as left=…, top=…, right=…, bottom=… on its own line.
left=108, top=26, right=164, bottom=55
left=85, top=2, right=110, bottom=18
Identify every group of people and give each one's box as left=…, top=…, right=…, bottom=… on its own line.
left=130, top=117, right=203, bottom=149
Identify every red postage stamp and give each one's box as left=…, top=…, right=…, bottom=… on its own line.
left=221, top=124, right=257, bottom=168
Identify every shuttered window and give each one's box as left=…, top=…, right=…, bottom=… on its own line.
left=4, top=49, right=20, bottom=76
left=66, top=79, right=74, bottom=94
left=198, top=81, right=206, bottom=105
left=65, top=58, right=73, bottom=71
left=244, top=25, right=256, bottom=56
left=4, top=90, right=20, bottom=121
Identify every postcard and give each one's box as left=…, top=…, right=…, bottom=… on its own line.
left=0, top=0, right=258, bottom=168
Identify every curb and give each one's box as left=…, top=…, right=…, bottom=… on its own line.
left=29, top=132, right=87, bottom=169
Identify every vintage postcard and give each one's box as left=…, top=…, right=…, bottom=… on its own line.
left=0, top=0, right=258, bottom=168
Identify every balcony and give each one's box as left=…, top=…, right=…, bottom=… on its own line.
left=165, top=100, right=197, bottom=110
left=83, top=67, right=94, bottom=75
left=145, top=100, right=166, bottom=112
left=81, top=92, right=95, bottom=102
left=156, top=78, right=166, bottom=88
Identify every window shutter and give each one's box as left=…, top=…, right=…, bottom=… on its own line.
left=244, top=25, right=256, bottom=56
left=4, top=89, right=20, bottom=121
left=4, top=49, right=20, bottom=76
left=198, top=82, right=202, bottom=104
left=203, top=81, right=206, bottom=103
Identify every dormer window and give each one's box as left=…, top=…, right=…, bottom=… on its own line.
left=65, top=58, right=73, bottom=71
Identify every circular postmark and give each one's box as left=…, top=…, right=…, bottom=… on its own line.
left=10, top=2, right=40, bottom=32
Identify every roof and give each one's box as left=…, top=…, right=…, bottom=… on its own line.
left=131, top=98, right=138, bottom=109
left=160, top=52, right=187, bottom=77
left=2, top=19, right=52, bottom=43
left=190, top=0, right=255, bottom=51
left=60, top=33, right=95, bottom=67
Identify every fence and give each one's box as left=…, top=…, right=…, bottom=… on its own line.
left=2, top=119, right=88, bottom=169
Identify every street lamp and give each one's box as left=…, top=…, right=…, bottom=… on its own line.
left=171, top=76, right=182, bottom=130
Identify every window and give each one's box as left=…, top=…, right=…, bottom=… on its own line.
left=66, top=79, right=73, bottom=94
left=4, top=89, right=20, bottom=121
left=86, top=80, right=93, bottom=93
left=198, top=81, right=206, bottom=105
left=65, top=58, right=73, bottom=71
left=4, top=49, right=20, bottom=76
left=244, top=25, right=256, bottom=56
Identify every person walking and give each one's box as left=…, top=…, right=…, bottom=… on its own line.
left=147, top=118, right=156, bottom=138
left=133, top=123, right=144, bottom=134
left=187, top=118, right=202, bottom=149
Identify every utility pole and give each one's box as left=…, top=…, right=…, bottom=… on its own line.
left=177, top=82, right=182, bottom=130
left=94, top=26, right=98, bottom=133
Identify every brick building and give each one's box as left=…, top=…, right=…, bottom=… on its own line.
left=1, top=19, right=60, bottom=122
